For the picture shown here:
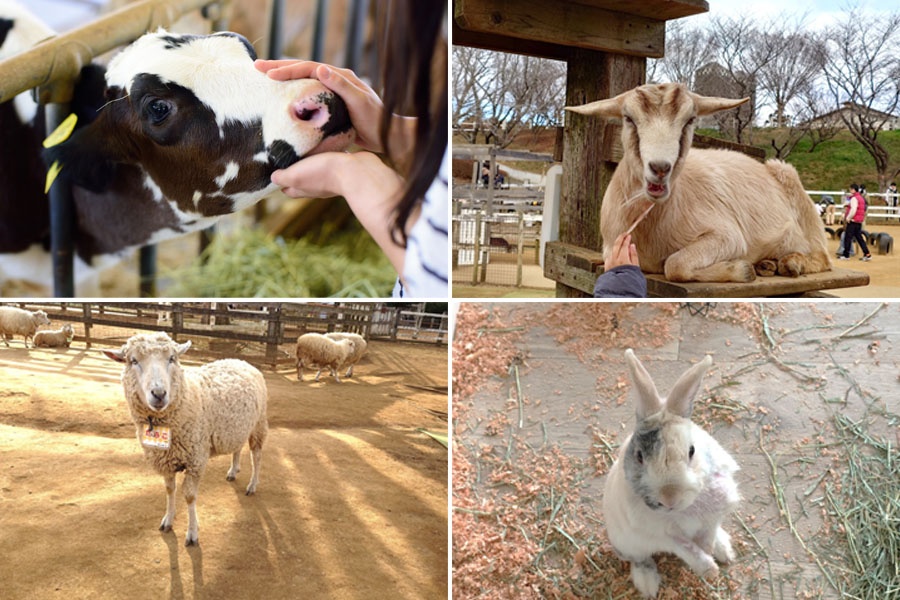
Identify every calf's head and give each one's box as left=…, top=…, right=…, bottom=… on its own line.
left=104, top=332, right=192, bottom=413
left=566, top=83, right=747, bottom=203
left=46, top=30, right=354, bottom=218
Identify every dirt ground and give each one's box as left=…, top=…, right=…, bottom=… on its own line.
left=0, top=333, right=448, bottom=600
left=453, top=302, right=899, bottom=599
left=453, top=223, right=900, bottom=299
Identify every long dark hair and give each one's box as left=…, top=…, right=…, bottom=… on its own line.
left=379, top=0, right=447, bottom=248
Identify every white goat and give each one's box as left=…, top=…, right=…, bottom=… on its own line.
left=566, top=83, right=831, bottom=283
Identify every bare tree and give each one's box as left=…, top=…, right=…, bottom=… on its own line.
left=452, top=48, right=565, bottom=148
left=707, top=15, right=784, bottom=143
left=757, top=21, right=825, bottom=129
left=652, top=20, right=717, bottom=87
left=822, top=8, right=900, bottom=190
left=796, top=84, right=842, bottom=153
left=452, top=46, right=490, bottom=144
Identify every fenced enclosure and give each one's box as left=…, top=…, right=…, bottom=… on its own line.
left=7, top=302, right=448, bottom=366
left=452, top=210, right=544, bottom=287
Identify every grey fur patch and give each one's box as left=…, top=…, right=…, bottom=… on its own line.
left=623, top=425, right=663, bottom=510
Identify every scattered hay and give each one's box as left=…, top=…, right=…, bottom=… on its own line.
left=815, top=412, right=900, bottom=598
left=160, top=226, right=396, bottom=297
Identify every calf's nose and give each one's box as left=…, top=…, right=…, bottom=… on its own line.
left=291, top=91, right=352, bottom=138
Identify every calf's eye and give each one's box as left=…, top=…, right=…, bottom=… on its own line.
left=146, top=99, right=172, bottom=124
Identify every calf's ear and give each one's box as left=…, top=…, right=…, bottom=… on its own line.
left=43, top=125, right=120, bottom=193
left=43, top=72, right=132, bottom=194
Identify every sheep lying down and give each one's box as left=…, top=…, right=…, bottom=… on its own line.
left=566, top=82, right=832, bottom=284
left=104, top=332, right=268, bottom=546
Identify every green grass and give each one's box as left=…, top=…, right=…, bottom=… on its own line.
left=699, top=128, right=900, bottom=192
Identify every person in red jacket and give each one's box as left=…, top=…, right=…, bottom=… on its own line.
left=839, top=183, right=872, bottom=261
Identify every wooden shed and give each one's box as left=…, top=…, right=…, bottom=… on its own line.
left=453, top=0, right=869, bottom=297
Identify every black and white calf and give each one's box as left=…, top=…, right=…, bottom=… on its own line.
left=0, top=3, right=353, bottom=295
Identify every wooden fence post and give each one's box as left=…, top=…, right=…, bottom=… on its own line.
left=172, top=304, right=184, bottom=340
left=82, top=303, right=92, bottom=348
left=472, top=211, right=482, bottom=285
left=516, top=210, right=525, bottom=287
left=264, top=303, right=282, bottom=366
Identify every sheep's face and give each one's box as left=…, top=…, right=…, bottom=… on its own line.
left=103, top=334, right=192, bottom=413
left=565, top=83, right=749, bottom=203
left=35, top=310, right=50, bottom=326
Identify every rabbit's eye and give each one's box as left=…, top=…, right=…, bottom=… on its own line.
left=689, top=445, right=695, bottom=459
left=636, top=450, right=644, bottom=465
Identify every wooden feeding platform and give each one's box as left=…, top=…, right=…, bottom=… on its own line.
left=544, top=242, right=870, bottom=297
left=454, top=0, right=869, bottom=297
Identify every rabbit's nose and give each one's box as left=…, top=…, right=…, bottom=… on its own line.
left=659, top=487, right=681, bottom=509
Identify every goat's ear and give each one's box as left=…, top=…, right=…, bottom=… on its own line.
left=693, top=94, right=749, bottom=116
left=564, top=96, right=623, bottom=118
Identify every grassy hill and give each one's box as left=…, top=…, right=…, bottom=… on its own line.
left=456, top=128, right=900, bottom=192
left=747, top=129, right=900, bottom=192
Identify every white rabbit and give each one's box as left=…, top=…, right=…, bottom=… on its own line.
left=603, top=349, right=739, bottom=598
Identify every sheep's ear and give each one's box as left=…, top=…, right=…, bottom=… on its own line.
left=692, top=94, right=749, bottom=116
left=564, top=95, right=624, bottom=118
left=176, top=340, right=192, bottom=356
left=624, top=349, right=663, bottom=420
left=102, top=347, right=126, bottom=363
left=666, top=355, right=712, bottom=419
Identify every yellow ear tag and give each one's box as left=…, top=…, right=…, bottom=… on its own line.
left=42, top=113, right=78, bottom=193
left=42, top=113, right=78, bottom=148
left=44, top=161, right=63, bottom=193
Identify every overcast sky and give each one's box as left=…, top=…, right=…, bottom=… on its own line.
left=694, top=0, right=898, bottom=29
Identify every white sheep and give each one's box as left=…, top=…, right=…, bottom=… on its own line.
left=0, top=306, right=51, bottom=348
left=103, top=332, right=268, bottom=547
left=324, top=332, right=368, bottom=378
left=33, top=323, right=75, bottom=348
left=295, top=332, right=356, bottom=383
left=566, top=83, right=832, bottom=283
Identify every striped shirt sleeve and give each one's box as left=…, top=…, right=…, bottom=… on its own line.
left=394, top=148, right=449, bottom=298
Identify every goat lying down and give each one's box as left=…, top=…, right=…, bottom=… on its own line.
left=566, top=83, right=831, bottom=284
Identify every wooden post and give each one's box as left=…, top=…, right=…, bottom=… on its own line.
left=472, top=211, right=482, bottom=285
left=264, top=303, right=282, bottom=367
left=516, top=210, right=525, bottom=287
left=558, top=50, right=645, bottom=297
left=82, top=302, right=92, bottom=348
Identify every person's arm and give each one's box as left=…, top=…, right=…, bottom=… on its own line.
left=594, top=233, right=647, bottom=298
left=270, top=151, right=411, bottom=276
left=847, top=195, right=858, bottom=221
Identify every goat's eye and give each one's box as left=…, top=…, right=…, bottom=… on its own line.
left=168, top=355, right=176, bottom=364
left=145, top=99, right=173, bottom=124
left=129, top=357, right=138, bottom=366
left=623, top=115, right=634, bottom=126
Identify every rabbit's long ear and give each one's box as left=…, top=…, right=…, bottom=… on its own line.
left=666, top=355, right=712, bottom=418
left=624, top=349, right=663, bottom=419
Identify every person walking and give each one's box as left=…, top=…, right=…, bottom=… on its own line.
left=839, top=184, right=872, bottom=262
left=822, top=194, right=836, bottom=226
